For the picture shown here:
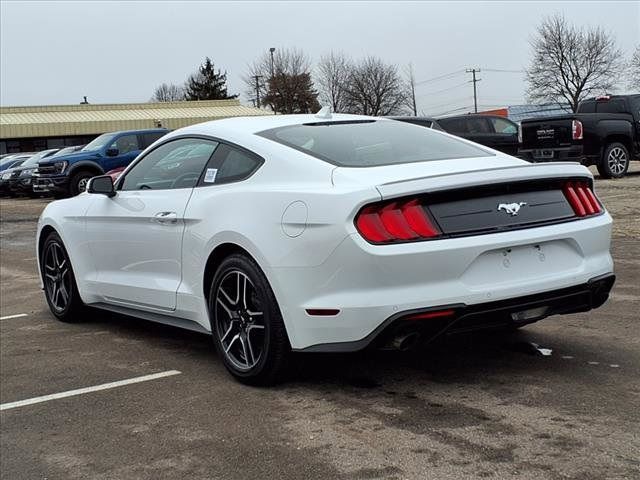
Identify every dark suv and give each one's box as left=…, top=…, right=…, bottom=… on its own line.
left=392, top=115, right=520, bottom=155
left=34, top=128, right=168, bottom=197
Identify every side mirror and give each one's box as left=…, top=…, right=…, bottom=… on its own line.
left=87, top=175, right=116, bottom=197
left=106, top=147, right=119, bottom=157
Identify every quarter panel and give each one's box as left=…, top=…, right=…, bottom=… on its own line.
left=179, top=178, right=380, bottom=333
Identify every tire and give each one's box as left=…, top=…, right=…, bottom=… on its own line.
left=597, top=143, right=630, bottom=179
left=208, top=253, right=290, bottom=385
left=69, top=170, right=94, bottom=196
left=40, top=231, right=85, bottom=322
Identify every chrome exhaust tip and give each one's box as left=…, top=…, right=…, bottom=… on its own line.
left=390, top=331, right=421, bottom=351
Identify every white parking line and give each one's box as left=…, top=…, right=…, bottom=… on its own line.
left=0, top=313, right=28, bottom=320
left=0, top=370, right=181, bottom=411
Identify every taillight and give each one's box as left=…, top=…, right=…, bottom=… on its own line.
left=572, top=120, right=583, bottom=140
left=355, top=199, right=441, bottom=244
left=563, top=182, right=602, bottom=217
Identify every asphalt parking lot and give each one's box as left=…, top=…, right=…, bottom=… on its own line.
left=1, top=166, right=639, bottom=480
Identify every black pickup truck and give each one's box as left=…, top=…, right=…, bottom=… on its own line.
left=519, top=94, right=640, bottom=178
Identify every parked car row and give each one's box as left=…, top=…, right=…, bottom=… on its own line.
left=2, top=95, right=637, bottom=200
left=1, top=128, right=168, bottom=198
left=393, top=93, right=639, bottom=178
left=1, top=149, right=59, bottom=197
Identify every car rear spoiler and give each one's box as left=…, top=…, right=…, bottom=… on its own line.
left=375, top=162, right=593, bottom=200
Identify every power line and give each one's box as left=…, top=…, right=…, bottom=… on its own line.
left=420, top=96, right=473, bottom=111
left=483, top=68, right=525, bottom=73
left=431, top=106, right=473, bottom=117
left=415, top=69, right=466, bottom=86
left=415, top=81, right=470, bottom=98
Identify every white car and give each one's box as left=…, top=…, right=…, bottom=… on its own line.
left=37, top=113, right=615, bottom=384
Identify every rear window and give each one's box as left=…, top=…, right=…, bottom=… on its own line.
left=596, top=99, right=626, bottom=114
left=258, top=120, right=492, bottom=167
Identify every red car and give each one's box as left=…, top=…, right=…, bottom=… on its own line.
left=105, top=166, right=125, bottom=183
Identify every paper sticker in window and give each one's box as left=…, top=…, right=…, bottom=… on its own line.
left=204, top=168, right=218, bottom=183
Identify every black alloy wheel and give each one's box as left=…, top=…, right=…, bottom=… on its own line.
left=209, top=254, right=289, bottom=385
left=40, top=232, right=84, bottom=321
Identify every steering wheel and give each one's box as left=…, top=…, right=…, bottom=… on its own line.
left=170, top=172, right=199, bottom=189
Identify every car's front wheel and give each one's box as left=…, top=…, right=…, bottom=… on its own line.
left=40, top=231, right=85, bottom=321
left=208, top=254, right=289, bottom=385
left=69, top=170, right=94, bottom=196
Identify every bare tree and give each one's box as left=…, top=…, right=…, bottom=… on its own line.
left=628, top=45, right=640, bottom=90
left=526, top=14, right=623, bottom=112
left=151, top=83, right=185, bottom=102
left=244, top=48, right=319, bottom=113
left=342, top=56, right=410, bottom=116
left=316, top=51, right=352, bottom=113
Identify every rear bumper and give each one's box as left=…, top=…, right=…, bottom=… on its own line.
left=300, top=273, right=615, bottom=352
left=518, top=145, right=596, bottom=164
left=270, top=212, right=613, bottom=351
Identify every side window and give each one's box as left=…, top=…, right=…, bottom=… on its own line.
left=490, top=117, right=517, bottom=134
left=120, top=138, right=218, bottom=191
left=201, top=144, right=262, bottom=186
left=111, top=135, right=140, bottom=155
left=140, top=131, right=167, bottom=149
left=438, top=118, right=468, bottom=134
left=466, top=117, right=492, bottom=134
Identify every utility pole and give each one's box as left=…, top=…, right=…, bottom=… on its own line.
left=269, top=47, right=276, bottom=79
left=466, top=68, right=481, bottom=113
left=253, top=75, right=263, bottom=108
left=407, top=63, right=417, bottom=116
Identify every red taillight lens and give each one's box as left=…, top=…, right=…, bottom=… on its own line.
left=563, top=181, right=601, bottom=217
left=355, top=199, right=441, bottom=244
left=355, top=206, right=393, bottom=243
left=572, top=120, right=583, bottom=140
left=380, top=203, right=419, bottom=240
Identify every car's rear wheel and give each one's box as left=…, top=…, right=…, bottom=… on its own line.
left=40, top=232, right=85, bottom=322
left=597, top=143, right=629, bottom=179
left=208, top=254, right=289, bottom=385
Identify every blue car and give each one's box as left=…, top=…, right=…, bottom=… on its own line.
left=34, top=128, right=168, bottom=197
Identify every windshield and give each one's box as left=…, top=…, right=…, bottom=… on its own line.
left=258, top=119, right=492, bottom=167
left=11, top=155, right=40, bottom=167
left=82, top=133, right=116, bottom=152
left=52, top=146, right=81, bottom=157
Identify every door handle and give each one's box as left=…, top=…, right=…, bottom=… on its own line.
left=153, top=211, right=178, bottom=224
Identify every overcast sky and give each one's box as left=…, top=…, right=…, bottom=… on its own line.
left=1, top=1, right=638, bottom=115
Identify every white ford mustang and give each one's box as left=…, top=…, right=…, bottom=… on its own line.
left=37, top=113, right=615, bottom=384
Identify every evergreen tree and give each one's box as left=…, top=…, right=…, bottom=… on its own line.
left=184, top=57, right=238, bottom=101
